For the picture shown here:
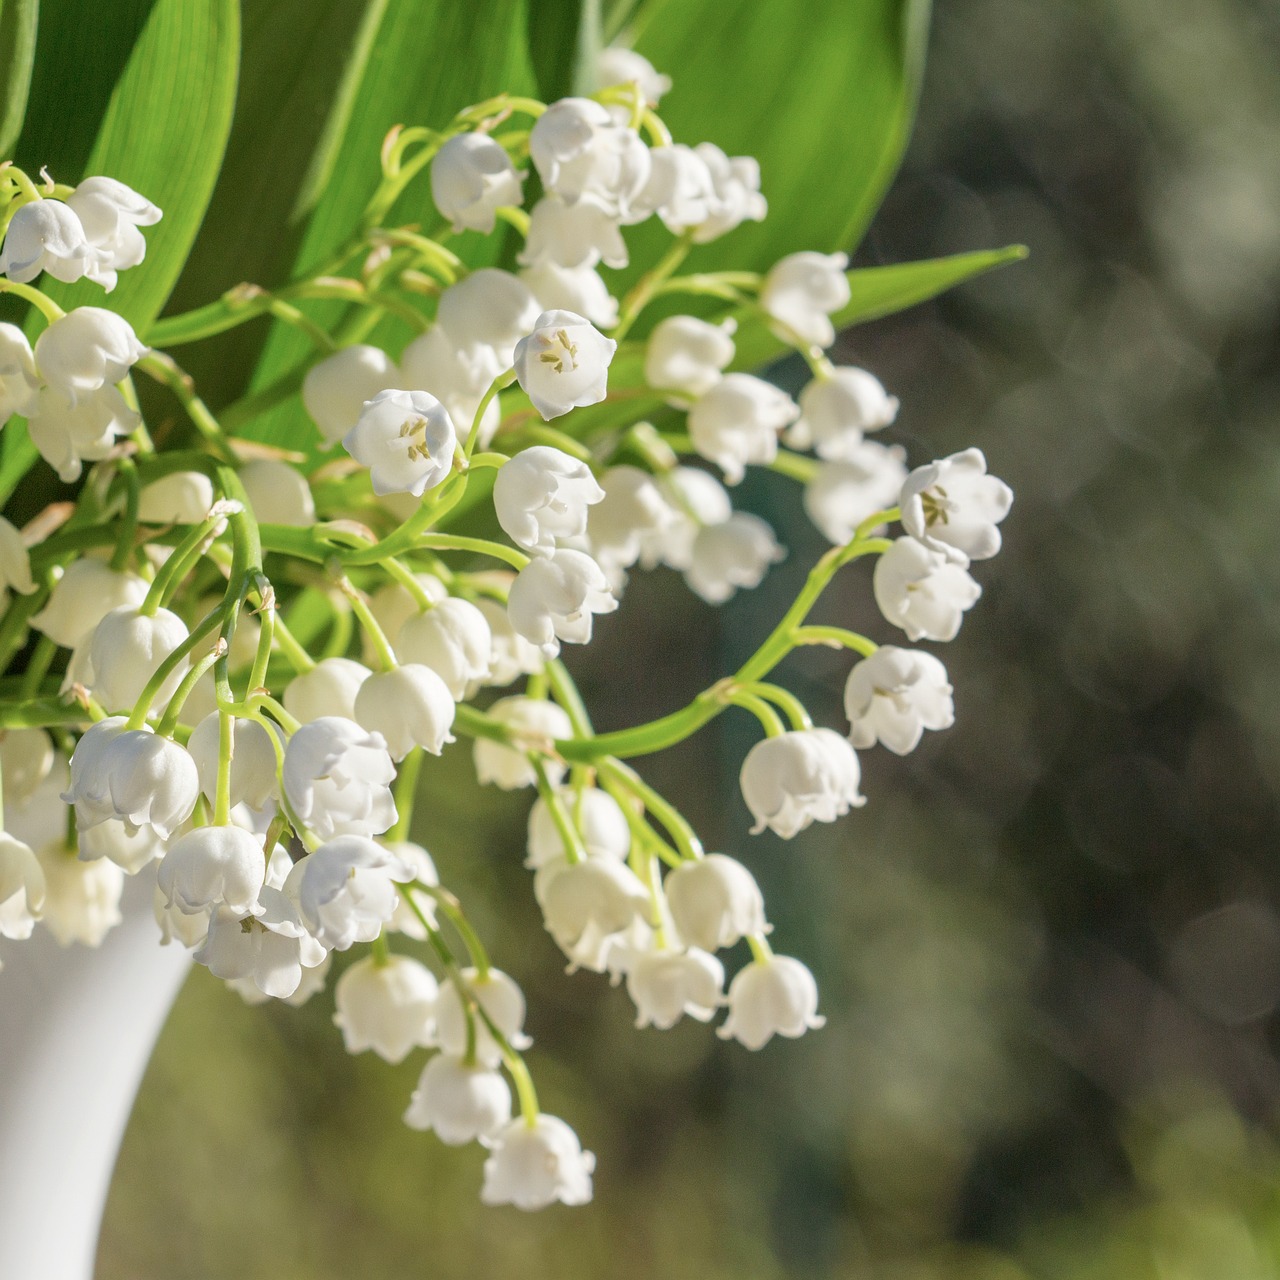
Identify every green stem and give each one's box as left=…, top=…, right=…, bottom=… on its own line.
left=110, top=459, right=140, bottom=572
left=336, top=577, right=396, bottom=671
left=134, top=353, right=237, bottom=464
left=792, top=625, right=878, bottom=657
left=465, top=369, right=516, bottom=459
left=611, top=231, right=694, bottom=343
left=597, top=757, right=703, bottom=861
left=387, top=748, right=423, bottom=843
left=743, top=682, right=812, bottom=732
left=725, top=689, right=787, bottom=737
left=125, top=606, right=225, bottom=730
left=157, top=645, right=224, bottom=736
left=530, top=757, right=585, bottom=863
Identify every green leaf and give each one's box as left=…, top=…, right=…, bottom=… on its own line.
left=239, top=0, right=543, bottom=449
left=616, top=0, right=931, bottom=281
left=527, top=0, right=600, bottom=101
left=0, top=0, right=240, bottom=505
left=0, top=0, right=38, bottom=157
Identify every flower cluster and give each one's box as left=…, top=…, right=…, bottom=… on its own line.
left=0, top=45, right=1012, bottom=1211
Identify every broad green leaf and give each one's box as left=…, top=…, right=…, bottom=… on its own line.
left=239, top=0, right=542, bottom=449
left=0, top=0, right=38, bottom=157
left=617, top=0, right=931, bottom=282
left=0, top=0, right=239, bottom=506
left=528, top=0, right=601, bottom=101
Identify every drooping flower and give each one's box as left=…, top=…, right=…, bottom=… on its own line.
left=342, top=388, right=457, bottom=497
left=512, top=309, right=616, bottom=421
left=0, top=199, right=101, bottom=284
left=540, top=857, right=652, bottom=972
left=0, top=516, right=35, bottom=596
left=760, top=251, right=851, bottom=349
left=237, top=458, right=316, bottom=528
left=195, top=887, right=326, bottom=999
left=281, top=717, right=397, bottom=840
left=85, top=605, right=190, bottom=714
left=873, top=536, right=982, bottom=642
left=739, top=728, right=865, bottom=839
left=77, top=818, right=166, bottom=874
left=717, top=954, right=826, bottom=1049
left=286, top=835, right=411, bottom=951
left=430, top=132, right=525, bottom=234
left=519, top=261, right=619, bottom=329
left=399, top=325, right=502, bottom=450
left=0, top=728, right=53, bottom=807
left=472, top=696, right=574, bottom=791
left=404, top=1053, right=512, bottom=1145
left=384, top=840, right=438, bottom=940
left=789, top=366, right=899, bottom=459
left=506, top=549, right=618, bottom=658
left=186, top=713, right=280, bottom=811
left=0, top=833, right=45, bottom=940
left=803, top=443, right=908, bottom=545
left=282, top=657, right=372, bottom=724
left=644, top=314, right=736, bottom=399
left=395, top=598, right=493, bottom=699
left=518, top=196, right=628, bottom=270
left=843, top=646, right=955, bottom=755
left=352, top=665, right=458, bottom=759
left=691, top=143, right=767, bottom=243
left=637, top=467, right=732, bottom=571
left=899, top=447, right=1014, bottom=565
left=65, top=176, right=162, bottom=291
left=584, top=465, right=673, bottom=577
left=36, top=844, right=124, bottom=946
left=684, top=512, right=785, bottom=604
left=0, top=322, right=41, bottom=421
left=627, top=947, right=725, bottom=1030
left=529, top=97, right=650, bottom=217
left=526, top=785, right=631, bottom=868
left=301, top=344, right=399, bottom=445
left=664, top=854, right=768, bottom=952
left=595, top=46, right=672, bottom=103
left=30, top=559, right=148, bottom=649
left=25, top=385, right=139, bottom=482
left=473, top=597, right=545, bottom=687
left=639, top=144, right=719, bottom=235
left=33, top=306, right=147, bottom=405
left=435, top=269, right=542, bottom=381
left=434, top=966, right=531, bottom=1067
left=492, top=445, right=605, bottom=555
left=333, top=954, right=438, bottom=1063
left=136, top=470, right=215, bottom=525
left=156, top=824, right=267, bottom=917
left=687, top=372, right=799, bottom=483
left=481, top=1115, right=595, bottom=1210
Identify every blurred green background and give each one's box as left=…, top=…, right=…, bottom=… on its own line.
left=86, top=0, right=1280, bottom=1275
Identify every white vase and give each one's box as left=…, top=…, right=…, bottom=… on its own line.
left=0, top=870, right=190, bottom=1280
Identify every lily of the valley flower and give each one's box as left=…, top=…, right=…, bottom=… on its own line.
left=187, top=713, right=280, bottom=810
left=803, top=443, right=908, bottom=545
left=301, top=344, right=399, bottom=445
left=789, top=365, right=899, bottom=459
left=481, top=1115, right=595, bottom=1210
left=286, top=835, right=411, bottom=951
left=404, top=1053, right=512, bottom=1145
left=433, top=966, right=531, bottom=1067
left=739, top=728, right=865, bottom=839
left=395, top=598, right=493, bottom=699
left=873, top=536, right=982, bottom=642
left=684, top=512, right=785, bottom=604
left=760, top=251, right=851, bottom=349
left=157, top=824, right=267, bottom=917
left=687, top=372, right=799, bottom=483
left=512, top=309, right=616, bottom=421
left=342, top=388, right=457, bottom=497
left=333, top=953, right=438, bottom=1063
left=30, top=560, right=148, bottom=648
left=626, top=947, right=725, bottom=1030
left=0, top=322, right=41, bottom=420
left=664, top=854, right=768, bottom=952
left=493, top=444, right=605, bottom=555
left=430, top=132, right=525, bottom=234
left=506, top=549, right=618, bottom=657
left=472, top=696, right=573, bottom=790
left=33, top=306, right=147, bottom=404
left=85, top=605, right=190, bottom=714
left=65, top=176, right=162, bottom=292
left=0, top=199, right=102, bottom=285
left=352, top=664, right=458, bottom=759
left=717, top=954, right=826, bottom=1050
left=645, top=314, right=736, bottom=399
left=282, top=716, right=397, bottom=840
left=899, top=447, right=1014, bottom=565
left=526, top=785, right=630, bottom=867
left=844, top=646, right=955, bottom=755
left=282, top=657, right=372, bottom=724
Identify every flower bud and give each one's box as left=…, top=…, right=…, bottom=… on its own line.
left=493, top=445, right=605, bottom=556
left=352, top=665, right=457, bottom=760
left=404, top=1053, right=512, bottom=1145
left=739, top=728, right=864, bottom=839
left=30, top=559, right=148, bottom=648
left=282, top=657, right=372, bottom=724
left=684, top=512, right=784, bottom=604
left=286, top=835, right=410, bottom=950
left=0, top=833, right=45, bottom=940
left=526, top=786, right=630, bottom=867
left=844, top=646, right=955, bottom=755
left=639, top=144, right=719, bottom=235
left=645, top=314, right=736, bottom=399
left=33, top=306, right=147, bottom=405
left=333, top=954, right=438, bottom=1063
left=436, top=269, right=541, bottom=379
left=472, top=697, right=573, bottom=790
left=36, top=844, right=124, bottom=946
left=238, top=458, right=316, bottom=527
left=873, top=537, right=982, bottom=642
left=0, top=322, right=41, bottom=420
left=513, top=309, right=616, bottom=421
left=481, top=1115, right=595, bottom=1210
left=900, top=447, right=1013, bottom=565
left=434, top=966, right=531, bottom=1067
left=430, top=132, right=524, bottom=234
left=157, top=824, right=267, bottom=916
left=595, top=46, right=671, bottom=103
left=396, top=597, right=492, bottom=699
left=637, top=467, right=731, bottom=571
left=301, top=344, right=399, bottom=445
left=760, top=251, right=850, bottom=349
left=342, top=388, right=457, bottom=497
left=718, top=954, right=825, bottom=1049
left=187, top=713, right=280, bottom=810
left=86, top=605, right=190, bottom=714
left=664, top=853, right=767, bottom=952
left=507, top=549, right=618, bottom=657
left=137, top=470, right=215, bottom=524
left=282, top=717, right=397, bottom=840
left=803, top=443, right=908, bottom=545
left=627, top=947, right=725, bottom=1030
left=790, top=366, right=899, bottom=458
left=0, top=199, right=100, bottom=285
left=687, top=373, right=798, bottom=484
left=584, top=465, right=673, bottom=574
left=0, top=728, right=53, bottom=807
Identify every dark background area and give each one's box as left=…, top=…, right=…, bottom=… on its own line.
left=101, top=1, right=1280, bottom=1276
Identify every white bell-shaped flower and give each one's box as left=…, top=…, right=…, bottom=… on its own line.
left=540, top=857, right=651, bottom=971
left=282, top=716, right=396, bottom=840
left=286, top=835, right=410, bottom=950
left=398, top=325, right=501, bottom=448
left=873, top=536, right=982, bottom=642
left=238, top=458, right=316, bottom=527
left=529, top=97, right=650, bottom=217
left=301, top=344, right=399, bottom=445
left=342, top=388, right=457, bottom=497
left=519, top=261, right=619, bottom=329
left=4, top=752, right=69, bottom=855
left=474, top=597, right=545, bottom=687
left=664, top=853, right=768, bottom=952
left=739, top=728, right=865, bottom=839
left=25, top=384, right=139, bottom=482
left=36, top=844, right=123, bottom=946
left=430, top=132, right=524, bottom=234
left=365, top=574, right=447, bottom=652
left=513, top=309, right=617, bottom=421
left=136, top=470, right=214, bottom=524
left=86, top=605, right=190, bottom=714
left=481, top=1114, right=595, bottom=1210
left=333, top=953, right=438, bottom=1062
left=627, top=947, right=725, bottom=1029
left=718, top=954, right=825, bottom=1049
left=227, top=949, right=331, bottom=1007
left=436, top=269, right=541, bottom=381
left=65, top=718, right=199, bottom=839
left=472, top=696, right=573, bottom=790
left=645, top=314, right=736, bottom=399
left=77, top=818, right=165, bottom=874
left=0, top=728, right=53, bottom=806
left=637, top=467, right=732, bottom=571
left=33, top=306, right=147, bottom=404
left=526, top=785, right=630, bottom=867
left=789, top=366, right=899, bottom=458
left=404, top=1052, right=511, bottom=1145
left=282, top=657, right=372, bottom=724
left=493, top=445, right=605, bottom=555
left=0, top=322, right=41, bottom=420
left=596, top=46, right=671, bottom=102
left=900, top=447, right=1013, bottom=565
left=157, top=824, right=266, bottom=916
left=803, top=443, right=908, bottom=545
left=31, top=559, right=148, bottom=648
left=65, top=176, right=161, bottom=291
left=640, top=144, right=718, bottom=236
left=0, top=199, right=101, bottom=284
left=0, top=517, right=34, bottom=596
left=195, top=887, right=326, bottom=999
left=384, top=840, right=438, bottom=939
left=396, top=598, right=492, bottom=699
left=153, top=884, right=209, bottom=949
left=844, top=646, right=955, bottom=755
left=684, top=512, right=784, bottom=604
left=760, top=251, right=850, bottom=349
left=352, top=665, right=457, bottom=759
left=0, top=833, right=45, bottom=940
left=584, top=465, right=673, bottom=575
left=692, top=144, right=767, bottom=243
left=434, top=966, right=531, bottom=1067
left=687, top=372, right=799, bottom=484
left=519, top=196, right=628, bottom=270
left=507, top=549, right=618, bottom=658
left=187, top=713, right=280, bottom=811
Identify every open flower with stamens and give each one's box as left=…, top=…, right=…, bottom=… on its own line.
left=513, top=309, right=616, bottom=420
left=342, top=389, right=457, bottom=497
